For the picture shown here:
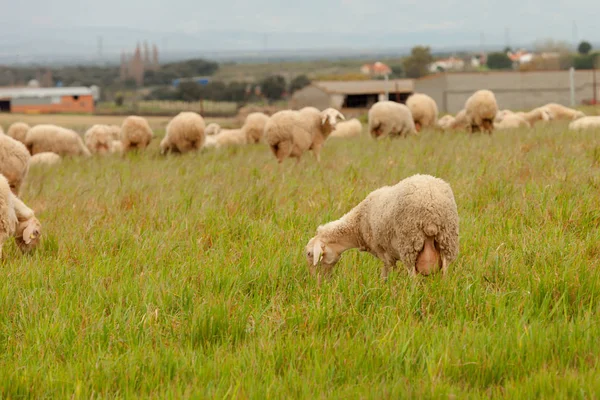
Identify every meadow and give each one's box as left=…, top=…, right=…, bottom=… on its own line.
left=1, top=118, right=600, bottom=398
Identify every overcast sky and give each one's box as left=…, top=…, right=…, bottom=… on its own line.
left=1, top=0, right=598, bottom=56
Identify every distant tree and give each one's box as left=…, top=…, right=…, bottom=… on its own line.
left=402, top=46, right=433, bottom=78
left=573, top=52, right=599, bottom=70
left=289, top=75, right=311, bottom=93
left=578, top=41, right=592, bottom=55
left=389, top=64, right=404, bottom=78
left=486, top=52, right=513, bottom=70
left=177, top=81, right=203, bottom=102
left=260, top=75, right=287, bottom=101
left=503, top=46, right=513, bottom=53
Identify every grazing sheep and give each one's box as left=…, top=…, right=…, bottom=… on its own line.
left=494, top=114, right=531, bottom=130
left=213, top=129, right=246, bottom=148
left=368, top=101, right=416, bottom=138
left=330, top=118, right=363, bottom=139
left=437, top=115, right=455, bottom=131
left=568, top=116, right=600, bottom=131
left=160, top=112, right=205, bottom=155
left=0, top=134, right=30, bottom=195
left=6, top=122, right=30, bottom=144
left=265, top=107, right=345, bottom=163
left=515, top=108, right=552, bottom=126
left=25, top=125, right=91, bottom=157
left=542, top=103, right=585, bottom=121
left=465, top=90, right=498, bottom=133
left=205, top=123, right=221, bottom=136
left=121, top=116, right=154, bottom=152
left=406, top=93, right=439, bottom=131
left=85, top=125, right=118, bottom=155
left=242, top=113, right=270, bottom=144
left=0, top=174, right=41, bottom=258
left=29, top=152, right=61, bottom=167
left=305, top=174, right=459, bottom=280
left=111, top=140, right=124, bottom=154
left=449, top=109, right=469, bottom=130
left=494, top=109, right=515, bottom=122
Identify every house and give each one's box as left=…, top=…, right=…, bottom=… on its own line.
left=289, top=79, right=414, bottom=110
left=428, top=57, right=466, bottom=73
left=360, top=62, right=392, bottom=77
left=0, top=86, right=96, bottom=114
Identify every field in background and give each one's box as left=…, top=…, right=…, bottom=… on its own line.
left=1, top=122, right=600, bottom=397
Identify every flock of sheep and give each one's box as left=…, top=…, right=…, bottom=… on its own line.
left=0, top=88, right=597, bottom=278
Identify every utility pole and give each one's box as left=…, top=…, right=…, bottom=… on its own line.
left=97, top=36, right=103, bottom=64
left=572, top=20, right=578, bottom=48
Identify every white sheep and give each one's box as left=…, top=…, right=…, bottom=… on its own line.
left=465, top=90, right=498, bottom=133
left=211, top=129, right=247, bottom=148
left=6, top=122, right=30, bottom=144
left=0, top=133, right=31, bottom=195
left=85, top=125, right=119, bottom=155
left=436, top=115, right=455, bottom=131
left=160, top=112, right=205, bottom=155
left=515, top=108, right=552, bottom=126
left=330, top=118, right=363, bottom=139
left=0, top=174, right=41, bottom=258
left=121, top=116, right=154, bottom=152
left=542, top=103, right=585, bottom=121
left=305, top=174, right=459, bottom=280
left=242, top=113, right=270, bottom=144
left=205, top=123, right=221, bottom=136
left=265, top=107, right=345, bottom=163
left=368, top=101, right=416, bottom=138
left=108, top=125, right=122, bottom=141
left=494, top=114, right=531, bottom=130
left=25, top=125, right=91, bottom=157
left=29, top=152, right=62, bottom=167
left=568, top=116, right=600, bottom=131
left=406, top=93, right=439, bottom=131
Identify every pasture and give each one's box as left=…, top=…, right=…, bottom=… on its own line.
left=1, top=117, right=600, bottom=398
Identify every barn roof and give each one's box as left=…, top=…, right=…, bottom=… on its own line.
left=313, top=80, right=414, bottom=95
left=0, top=87, right=93, bottom=99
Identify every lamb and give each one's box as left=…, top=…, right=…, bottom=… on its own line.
left=542, top=103, right=585, bottom=121
left=205, top=123, right=221, bottom=136
left=330, top=118, right=363, bottom=139
left=85, top=124, right=119, bottom=155
left=568, top=116, right=600, bottom=131
left=0, top=133, right=30, bottom=195
left=160, top=112, right=205, bottom=155
left=305, top=174, right=459, bottom=280
left=368, top=101, right=416, bottom=138
left=242, top=113, right=270, bottom=144
left=25, top=125, right=91, bottom=157
left=465, top=90, right=498, bottom=133
left=0, top=174, right=41, bottom=258
left=6, top=122, right=30, bottom=144
left=29, top=152, right=62, bottom=167
left=406, top=93, right=439, bottom=131
left=265, top=107, right=345, bottom=163
left=120, top=116, right=154, bottom=152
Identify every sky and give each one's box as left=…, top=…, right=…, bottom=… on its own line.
left=0, top=0, right=598, bottom=60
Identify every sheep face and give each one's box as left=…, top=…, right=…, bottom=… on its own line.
left=305, top=237, right=341, bottom=278
left=320, top=109, right=345, bottom=134
left=15, top=217, right=42, bottom=253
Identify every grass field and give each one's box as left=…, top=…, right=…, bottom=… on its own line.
left=2, top=121, right=600, bottom=398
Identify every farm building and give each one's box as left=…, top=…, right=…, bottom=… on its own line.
left=290, top=80, right=414, bottom=110
left=0, top=87, right=96, bottom=114
left=415, top=70, right=600, bottom=113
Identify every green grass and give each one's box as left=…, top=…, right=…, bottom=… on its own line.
left=2, top=123, right=600, bottom=398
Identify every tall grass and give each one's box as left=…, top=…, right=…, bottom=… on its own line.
left=1, top=123, right=600, bottom=398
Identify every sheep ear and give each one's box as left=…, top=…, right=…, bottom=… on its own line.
left=336, top=111, right=345, bottom=121
left=321, top=114, right=329, bottom=125
left=22, top=222, right=38, bottom=245
left=313, top=241, right=323, bottom=266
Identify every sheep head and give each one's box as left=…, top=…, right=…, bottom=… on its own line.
left=305, top=236, right=342, bottom=279
left=15, top=217, right=42, bottom=253
left=320, top=108, right=345, bottom=136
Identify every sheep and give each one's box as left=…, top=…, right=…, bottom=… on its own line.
left=305, top=174, right=459, bottom=280
left=0, top=133, right=30, bottom=196
left=0, top=174, right=41, bottom=258
left=542, top=103, right=585, bottom=121
left=436, top=115, right=455, bottom=131
left=568, top=116, right=600, bottom=131
left=242, top=113, right=270, bottom=144
left=6, top=122, right=30, bottom=144
left=29, top=152, right=62, bottom=167
left=494, top=109, right=515, bottom=122
left=494, top=114, right=531, bottom=130
left=205, top=123, right=221, bottom=136
left=329, top=118, right=363, bottom=139
left=111, top=140, right=124, bottom=154
left=108, top=125, right=121, bottom=141
left=213, top=129, right=246, bottom=148
left=265, top=107, right=345, bottom=163
left=368, top=101, right=416, bottom=138
left=406, top=93, right=439, bottom=131
left=160, top=112, right=205, bottom=155
left=465, top=90, right=498, bottom=134
left=84, top=124, right=119, bottom=155
left=25, top=125, right=91, bottom=157
left=120, top=116, right=154, bottom=152
left=515, top=108, right=552, bottom=126
left=449, top=109, right=469, bottom=130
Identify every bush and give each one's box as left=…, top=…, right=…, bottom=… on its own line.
left=260, top=75, right=287, bottom=101
left=487, top=52, right=513, bottom=70
left=289, top=75, right=311, bottom=94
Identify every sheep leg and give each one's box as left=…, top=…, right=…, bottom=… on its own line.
left=415, top=121, right=422, bottom=132
left=381, top=264, right=391, bottom=281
